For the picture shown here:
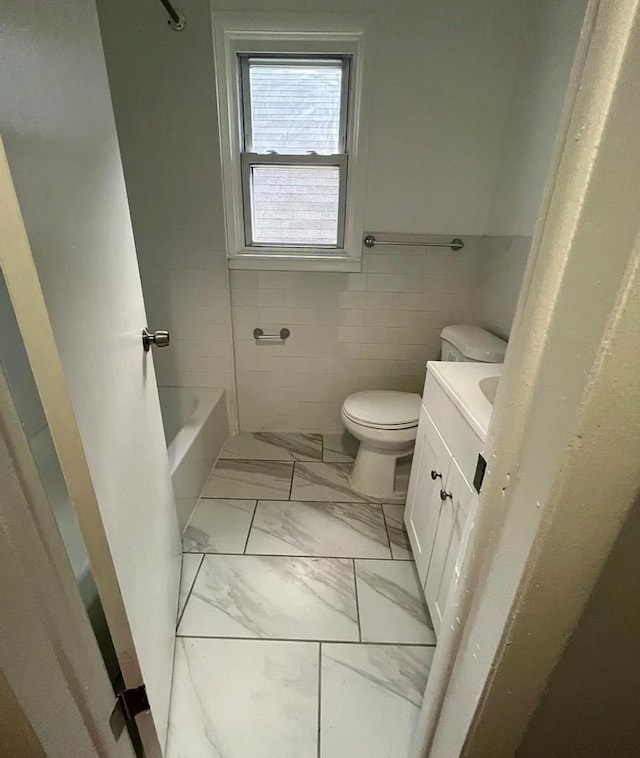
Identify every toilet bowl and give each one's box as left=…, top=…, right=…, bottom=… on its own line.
left=341, top=325, right=508, bottom=499
left=341, top=391, right=421, bottom=499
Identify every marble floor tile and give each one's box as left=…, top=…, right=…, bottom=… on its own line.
left=177, top=554, right=203, bottom=624
left=167, top=638, right=318, bottom=758
left=202, top=459, right=293, bottom=500
left=355, top=560, right=436, bottom=644
left=320, top=643, right=433, bottom=758
left=220, top=432, right=323, bottom=461
left=383, top=503, right=413, bottom=560
left=178, top=554, right=359, bottom=641
left=291, top=462, right=386, bottom=503
left=322, top=432, right=359, bottom=463
left=246, top=500, right=391, bottom=559
left=183, top=499, right=256, bottom=554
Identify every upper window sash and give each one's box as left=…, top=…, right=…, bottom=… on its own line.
left=238, top=54, right=351, bottom=156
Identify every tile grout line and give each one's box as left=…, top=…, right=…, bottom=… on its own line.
left=352, top=559, right=362, bottom=643
left=182, top=550, right=413, bottom=562
left=288, top=461, right=295, bottom=500
left=242, top=500, right=259, bottom=555
left=380, top=505, right=395, bottom=559
left=175, top=633, right=435, bottom=647
left=317, top=643, right=322, bottom=758
left=176, top=554, right=204, bottom=630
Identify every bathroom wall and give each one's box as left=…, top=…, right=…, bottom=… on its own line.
left=231, top=241, right=480, bottom=430
left=476, top=0, right=589, bottom=339
left=221, top=0, right=532, bottom=430
left=97, top=0, right=237, bottom=430
left=98, top=0, right=586, bottom=432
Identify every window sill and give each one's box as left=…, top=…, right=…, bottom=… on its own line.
left=227, top=254, right=362, bottom=272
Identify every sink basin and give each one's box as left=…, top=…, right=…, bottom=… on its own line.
left=479, top=375, right=500, bottom=405
left=427, top=362, right=503, bottom=441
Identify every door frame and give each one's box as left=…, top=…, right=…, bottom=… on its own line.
left=412, top=0, right=640, bottom=754
left=0, top=367, right=136, bottom=758
left=0, top=137, right=164, bottom=756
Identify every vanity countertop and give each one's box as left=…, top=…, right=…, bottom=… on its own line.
left=426, top=361, right=503, bottom=441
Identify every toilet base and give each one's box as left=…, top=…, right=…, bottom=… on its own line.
left=349, top=442, right=415, bottom=499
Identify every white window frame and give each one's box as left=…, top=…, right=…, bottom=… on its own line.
left=212, top=12, right=371, bottom=272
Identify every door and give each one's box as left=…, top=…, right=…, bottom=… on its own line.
left=405, top=406, right=453, bottom=584
left=424, top=458, right=474, bottom=634
left=0, top=2, right=181, bottom=754
left=0, top=366, right=135, bottom=758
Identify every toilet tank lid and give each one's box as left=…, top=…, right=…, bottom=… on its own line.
left=440, top=324, right=507, bottom=362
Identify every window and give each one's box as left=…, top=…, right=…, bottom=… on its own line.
left=213, top=16, right=369, bottom=271
left=239, top=56, right=350, bottom=249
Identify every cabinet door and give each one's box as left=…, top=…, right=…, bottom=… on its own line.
left=404, top=407, right=452, bottom=585
left=424, top=459, right=475, bottom=635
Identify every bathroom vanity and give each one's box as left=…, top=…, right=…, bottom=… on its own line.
left=405, top=361, right=501, bottom=635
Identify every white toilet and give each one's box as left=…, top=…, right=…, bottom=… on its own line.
left=341, top=325, right=508, bottom=498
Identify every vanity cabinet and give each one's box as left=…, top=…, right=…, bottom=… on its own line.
left=423, top=457, right=475, bottom=632
left=404, top=407, right=452, bottom=586
left=405, top=366, right=486, bottom=637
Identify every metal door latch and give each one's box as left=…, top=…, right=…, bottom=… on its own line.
left=142, top=327, right=170, bottom=352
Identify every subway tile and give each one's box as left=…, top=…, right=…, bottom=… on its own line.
left=229, top=270, right=259, bottom=288
left=362, top=253, right=396, bottom=273
left=366, top=274, right=423, bottom=293
left=382, top=360, right=430, bottom=377
left=346, top=274, right=368, bottom=291
left=231, top=306, right=260, bottom=324
left=285, top=289, right=341, bottom=308
left=232, top=289, right=286, bottom=307
left=362, top=310, right=447, bottom=328
left=257, top=271, right=292, bottom=289
left=336, top=326, right=388, bottom=343
left=391, top=292, right=451, bottom=311
left=338, top=292, right=393, bottom=310
left=334, top=342, right=362, bottom=359
left=385, top=326, right=439, bottom=344
left=361, top=343, right=430, bottom=361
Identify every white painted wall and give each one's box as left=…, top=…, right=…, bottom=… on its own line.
left=487, top=0, right=590, bottom=236
left=213, top=0, right=529, bottom=235
left=97, top=0, right=238, bottom=430
left=476, top=0, right=588, bottom=339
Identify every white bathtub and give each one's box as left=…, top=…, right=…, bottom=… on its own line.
left=158, top=386, right=228, bottom=532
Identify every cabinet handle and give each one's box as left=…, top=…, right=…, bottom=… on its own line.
left=440, top=489, right=452, bottom=502
left=430, top=470, right=442, bottom=481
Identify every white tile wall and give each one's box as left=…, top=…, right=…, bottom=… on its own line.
left=146, top=249, right=238, bottom=431
left=230, top=242, right=481, bottom=431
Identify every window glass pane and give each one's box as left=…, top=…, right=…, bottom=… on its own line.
left=250, top=165, right=340, bottom=246
left=249, top=61, right=343, bottom=155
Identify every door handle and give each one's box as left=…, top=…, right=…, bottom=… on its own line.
left=142, top=328, right=170, bottom=352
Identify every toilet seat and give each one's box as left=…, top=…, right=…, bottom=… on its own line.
left=342, top=391, right=421, bottom=430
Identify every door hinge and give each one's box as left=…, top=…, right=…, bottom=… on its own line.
left=110, top=684, right=150, bottom=740
left=473, top=453, right=487, bottom=494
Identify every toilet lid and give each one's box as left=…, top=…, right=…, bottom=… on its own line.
left=343, top=391, right=421, bottom=429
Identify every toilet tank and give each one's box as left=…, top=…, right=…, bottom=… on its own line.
left=440, top=325, right=507, bottom=363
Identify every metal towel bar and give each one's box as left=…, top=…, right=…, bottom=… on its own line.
left=363, top=234, right=464, bottom=251
left=158, top=0, right=185, bottom=30
left=253, top=328, right=290, bottom=344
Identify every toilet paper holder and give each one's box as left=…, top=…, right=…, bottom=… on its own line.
left=253, top=327, right=290, bottom=344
